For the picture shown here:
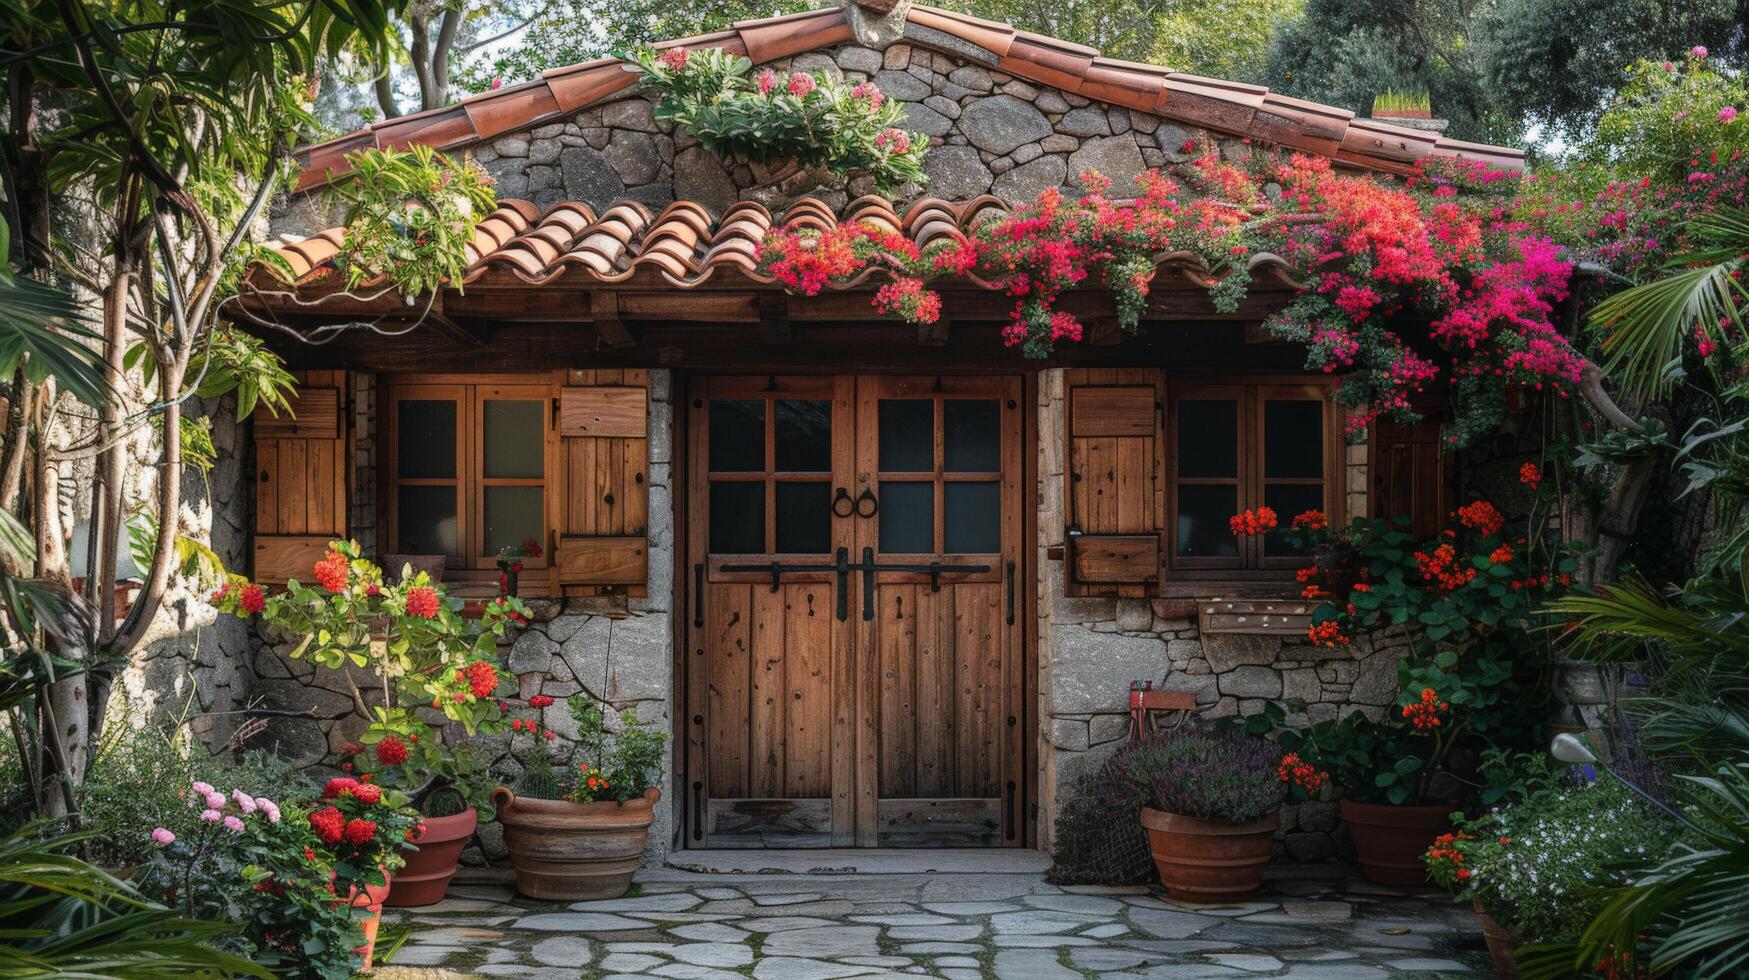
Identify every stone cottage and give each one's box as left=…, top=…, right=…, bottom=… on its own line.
left=217, top=0, right=1532, bottom=863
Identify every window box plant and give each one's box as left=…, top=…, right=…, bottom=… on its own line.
left=214, top=539, right=529, bottom=907
left=493, top=694, right=667, bottom=900
left=1103, top=726, right=1287, bottom=903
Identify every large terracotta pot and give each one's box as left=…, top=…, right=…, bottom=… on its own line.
left=384, top=806, right=478, bottom=908
left=1340, top=798, right=1453, bottom=886
left=1139, top=807, right=1278, bottom=904
left=492, top=786, right=659, bottom=900
left=1474, top=900, right=1523, bottom=978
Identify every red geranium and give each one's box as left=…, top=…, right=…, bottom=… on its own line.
left=375, top=735, right=408, bottom=766
left=309, top=806, right=344, bottom=845
left=405, top=586, right=440, bottom=619
left=313, top=549, right=349, bottom=592
left=1228, top=506, right=1279, bottom=536
left=342, top=818, right=378, bottom=845
left=239, top=584, right=266, bottom=614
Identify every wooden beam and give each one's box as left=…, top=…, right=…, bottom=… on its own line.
left=917, top=312, right=950, bottom=346
left=757, top=295, right=790, bottom=344
left=592, top=292, right=634, bottom=348
left=1086, top=317, right=1126, bottom=347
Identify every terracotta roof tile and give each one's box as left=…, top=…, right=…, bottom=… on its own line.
left=286, top=2, right=1525, bottom=192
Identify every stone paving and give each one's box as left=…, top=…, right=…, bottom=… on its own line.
left=380, top=864, right=1488, bottom=979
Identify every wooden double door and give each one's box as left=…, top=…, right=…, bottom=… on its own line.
left=685, top=375, right=1027, bottom=847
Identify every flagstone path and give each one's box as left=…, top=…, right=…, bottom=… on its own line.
left=382, top=865, right=1488, bottom=979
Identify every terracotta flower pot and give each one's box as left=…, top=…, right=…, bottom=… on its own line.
left=384, top=806, right=478, bottom=908
left=344, top=875, right=391, bottom=972
left=1340, top=798, right=1452, bottom=886
left=1139, top=807, right=1278, bottom=904
left=492, top=786, right=660, bottom=900
left=1474, top=900, right=1523, bottom=978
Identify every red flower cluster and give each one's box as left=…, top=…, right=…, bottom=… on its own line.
left=1277, top=753, right=1328, bottom=792
left=1414, top=542, right=1478, bottom=590
left=309, top=806, right=344, bottom=845
left=343, top=818, right=378, bottom=845
left=528, top=694, right=554, bottom=708
left=520, top=537, right=543, bottom=558
left=375, top=735, right=408, bottom=766
left=322, top=777, right=359, bottom=799
left=240, top=584, right=266, bottom=615
left=1228, top=506, right=1279, bottom=536
left=313, top=549, right=349, bottom=592
left=1307, top=620, right=1350, bottom=647
left=1426, top=831, right=1470, bottom=879
left=1455, top=499, right=1505, bottom=537
left=1290, top=509, right=1328, bottom=532
left=1488, top=543, right=1516, bottom=565
left=873, top=277, right=941, bottom=323
left=405, top=585, right=440, bottom=619
left=1518, top=461, right=1542, bottom=489
left=352, top=783, right=383, bottom=805
left=656, top=46, right=688, bottom=72
left=1402, top=687, right=1450, bottom=730
left=454, top=661, right=500, bottom=699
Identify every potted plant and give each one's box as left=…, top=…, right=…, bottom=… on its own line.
left=310, top=776, right=420, bottom=970
left=493, top=693, right=667, bottom=900
left=214, top=539, right=531, bottom=907
left=1102, top=726, right=1287, bottom=903
left=1425, top=774, right=1672, bottom=977
left=1225, top=504, right=1571, bottom=885
left=493, top=537, right=542, bottom=597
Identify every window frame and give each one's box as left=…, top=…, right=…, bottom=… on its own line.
left=384, top=375, right=553, bottom=576
left=702, top=375, right=840, bottom=560
left=1166, top=379, right=1342, bottom=580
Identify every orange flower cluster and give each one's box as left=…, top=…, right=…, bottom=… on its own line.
left=1307, top=620, right=1349, bottom=647
left=1290, top=509, right=1329, bottom=532
left=1455, top=499, right=1505, bottom=537
left=405, top=585, right=440, bottom=618
left=1488, top=543, right=1516, bottom=565
left=1414, top=542, right=1478, bottom=590
left=579, top=766, right=610, bottom=793
left=313, top=549, right=350, bottom=592
left=1277, top=753, right=1328, bottom=792
left=1402, top=687, right=1450, bottom=729
left=1228, top=506, right=1279, bottom=536
left=1427, top=831, right=1471, bottom=879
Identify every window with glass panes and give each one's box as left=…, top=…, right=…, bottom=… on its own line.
left=1168, top=383, right=1336, bottom=571
left=386, top=380, right=550, bottom=571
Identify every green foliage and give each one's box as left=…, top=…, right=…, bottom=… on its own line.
left=0, top=276, right=109, bottom=408
left=626, top=45, right=928, bottom=194
left=1102, top=726, right=1287, bottom=823
left=561, top=695, right=666, bottom=804
left=1587, top=51, right=1749, bottom=182
left=0, top=825, right=266, bottom=977
left=126, top=512, right=228, bottom=588
left=1427, top=777, right=1675, bottom=943
left=186, top=327, right=299, bottom=422
left=330, top=144, right=497, bottom=297
left=1372, top=87, right=1430, bottom=114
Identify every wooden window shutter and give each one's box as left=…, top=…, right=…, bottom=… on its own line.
left=254, top=370, right=349, bottom=583
left=1064, top=368, right=1166, bottom=596
left=1370, top=418, right=1450, bottom=540
left=549, top=369, right=649, bottom=593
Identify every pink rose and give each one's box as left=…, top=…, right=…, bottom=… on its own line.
left=1721, top=107, right=1738, bottom=124
left=190, top=781, right=213, bottom=796
left=255, top=798, right=281, bottom=823
left=203, top=791, right=226, bottom=810
left=658, top=46, right=689, bottom=72
left=757, top=69, right=777, bottom=95
left=851, top=81, right=885, bottom=109
left=232, top=789, right=256, bottom=813
left=490, top=78, right=503, bottom=90
left=150, top=828, right=175, bottom=846
left=223, top=815, right=246, bottom=832
left=1691, top=45, right=1708, bottom=59
left=199, top=809, right=222, bottom=823
left=787, top=72, right=815, bottom=97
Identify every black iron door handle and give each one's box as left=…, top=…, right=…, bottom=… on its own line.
left=855, top=488, right=878, bottom=518
left=832, top=487, right=855, bottom=518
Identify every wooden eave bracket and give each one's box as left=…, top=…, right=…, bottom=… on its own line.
left=591, top=291, right=635, bottom=349
left=757, top=294, right=791, bottom=344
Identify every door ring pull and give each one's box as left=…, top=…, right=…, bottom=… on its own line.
left=855, top=488, right=879, bottom=518
left=832, top=487, right=855, bottom=518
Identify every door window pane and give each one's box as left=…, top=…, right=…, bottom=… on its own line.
left=397, top=485, right=458, bottom=555
left=944, top=482, right=1000, bottom=553
left=397, top=400, right=456, bottom=479
left=1264, top=484, right=1324, bottom=555
left=944, top=400, right=1000, bottom=472
left=484, top=486, right=544, bottom=556
left=878, top=482, right=933, bottom=553
left=483, top=400, right=544, bottom=479
left=775, top=481, right=831, bottom=554
left=1177, top=400, right=1238, bottom=478
left=1176, top=485, right=1239, bottom=558
left=709, top=482, right=765, bottom=554
left=709, top=400, right=765, bottom=472
left=775, top=400, right=832, bottom=473
left=878, top=400, right=934, bottom=472
left=1265, top=400, right=1324, bottom=479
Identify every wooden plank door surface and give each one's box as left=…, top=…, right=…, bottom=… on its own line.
left=852, top=376, right=1025, bottom=847
left=686, top=376, right=857, bottom=847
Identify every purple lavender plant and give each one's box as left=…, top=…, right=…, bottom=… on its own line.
left=1103, top=726, right=1286, bottom=824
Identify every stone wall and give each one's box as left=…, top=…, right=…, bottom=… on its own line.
left=458, top=42, right=1246, bottom=221
left=239, top=371, right=679, bottom=864
left=1035, top=369, right=1387, bottom=860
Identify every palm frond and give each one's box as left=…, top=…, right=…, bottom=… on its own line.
left=0, top=278, right=109, bottom=408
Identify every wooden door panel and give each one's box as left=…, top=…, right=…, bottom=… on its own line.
left=703, top=583, right=751, bottom=799
left=953, top=582, right=1003, bottom=799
